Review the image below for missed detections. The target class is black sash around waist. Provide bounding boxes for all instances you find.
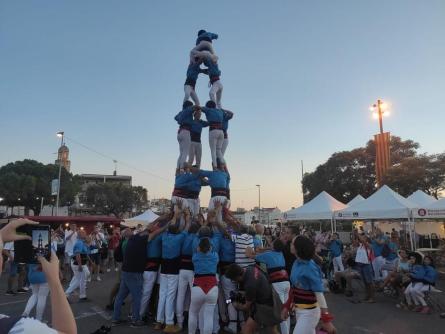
[211,188,228,197]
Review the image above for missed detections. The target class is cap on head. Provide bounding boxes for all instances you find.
[198,29,206,36]
[205,100,216,108]
[183,100,193,109]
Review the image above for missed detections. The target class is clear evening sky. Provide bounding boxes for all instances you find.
[1,1,444,211]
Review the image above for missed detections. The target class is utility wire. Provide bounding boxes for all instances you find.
[64,136,171,182]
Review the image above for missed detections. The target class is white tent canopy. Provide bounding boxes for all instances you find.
[285,191,347,221]
[347,195,365,206]
[407,190,437,207]
[336,185,417,220]
[414,197,445,219]
[122,209,160,228]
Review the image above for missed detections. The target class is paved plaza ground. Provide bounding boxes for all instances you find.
[1,271,444,334]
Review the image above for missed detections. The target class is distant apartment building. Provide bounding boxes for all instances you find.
[233,207,283,226]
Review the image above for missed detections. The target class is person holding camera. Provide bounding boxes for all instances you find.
[282,236,336,334]
[225,263,280,334]
[0,218,77,334]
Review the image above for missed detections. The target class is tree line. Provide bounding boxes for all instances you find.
[302,136,445,203]
[0,159,147,218]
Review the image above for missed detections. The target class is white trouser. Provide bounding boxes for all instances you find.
[209,196,227,223]
[332,255,344,273]
[293,307,321,334]
[184,85,200,106]
[177,129,191,169]
[65,262,89,298]
[272,281,291,334]
[189,286,218,334]
[157,273,179,325]
[405,282,430,306]
[208,129,225,168]
[187,198,200,218]
[372,256,385,281]
[176,269,194,326]
[23,283,49,321]
[188,141,202,167]
[209,80,223,109]
[220,274,238,333]
[221,137,228,156]
[139,271,158,317]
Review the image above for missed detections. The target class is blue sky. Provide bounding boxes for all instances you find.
[1,0,444,210]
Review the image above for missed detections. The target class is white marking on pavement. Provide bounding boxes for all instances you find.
[353,327,384,334]
[0,299,28,306]
[74,306,111,321]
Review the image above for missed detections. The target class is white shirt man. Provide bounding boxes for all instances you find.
[64,226,77,258]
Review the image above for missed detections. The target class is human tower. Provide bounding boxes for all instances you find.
[172,29,233,218]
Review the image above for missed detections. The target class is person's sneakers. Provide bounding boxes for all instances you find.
[414,305,423,312]
[111,319,127,327]
[419,306,431,314]
[22,286,30,292]
[106,269,111,273]
[79,297,89,302]
[163,324,180,333]
[105,304,114,311]
[96,276,102,282]
[153,322,164,330]
[16,288,27,294]
[5,290,16,296]
[131,320,146,328]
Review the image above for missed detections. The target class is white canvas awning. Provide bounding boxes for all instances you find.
[122,209,160,228]
[347,195,365,206]
[407,190,437,207]
[285,191,347,221]
[336,185,417,220]
[414,197,445,219]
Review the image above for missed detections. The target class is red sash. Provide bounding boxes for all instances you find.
[193,275,217,294]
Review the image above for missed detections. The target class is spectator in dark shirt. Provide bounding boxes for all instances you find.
[112,223,169,327]
[225,264,278,334]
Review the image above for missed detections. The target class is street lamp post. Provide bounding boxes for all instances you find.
[256,184,261,224]
[370,99,389,135]
[55,131,64,216]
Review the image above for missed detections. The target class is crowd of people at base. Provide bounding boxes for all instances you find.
[320,226,440,315]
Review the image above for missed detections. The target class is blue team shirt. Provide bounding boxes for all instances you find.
[196,32,218,45]
[192,233,222,255]
[161,232,186,259]
[328,240,343,258]
[219,237,235,263]
[255,250,285,270]
[186,63,206,81]
[182,232,198,256]
[147,235,162,258]
[290,259,324,292]
[174,173,196,188]
[201,107,223,123]
[222,111,233,131]
[203,56,221,78]
[191,120,209,134]
[385,241,398,261]
[423,265,437,284]
[198,170,229,189]
[174,106,194,126]
[27,264,46,284]
[184,174,203,193]
[192,250,219,275]
[73,239,89,255]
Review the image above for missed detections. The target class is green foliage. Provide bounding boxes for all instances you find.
[302,136,444,203]
[0,159,80,215]
[85,183,147,218]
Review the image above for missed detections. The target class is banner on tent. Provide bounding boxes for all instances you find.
[337,212,359,218]
[416,208,445,218]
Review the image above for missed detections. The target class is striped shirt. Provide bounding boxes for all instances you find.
[232,234,255,268]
